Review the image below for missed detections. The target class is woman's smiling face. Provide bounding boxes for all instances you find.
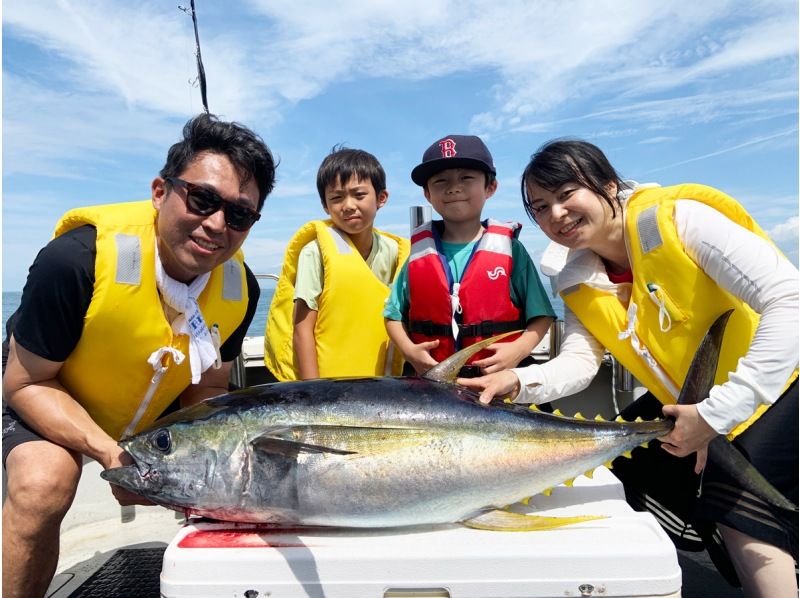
[527,181,618,251]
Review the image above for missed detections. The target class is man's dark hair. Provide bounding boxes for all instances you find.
[160,113,277,211]
[520,139,629,223]
[316,146,386,206]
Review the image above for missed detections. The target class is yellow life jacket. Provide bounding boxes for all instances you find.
[264,220,410,380]
[54,201,248,440]
[561,184,796,439]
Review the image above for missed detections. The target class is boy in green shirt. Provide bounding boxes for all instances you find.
[384,135,554,376]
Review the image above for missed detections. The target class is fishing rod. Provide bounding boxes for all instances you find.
[180,0,209,113]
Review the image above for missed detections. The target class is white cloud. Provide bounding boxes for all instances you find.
[5,0,796,146]
[3,0,798,287]
[769,217,799,266]
[770,216,800,242]
[644,127,798,174]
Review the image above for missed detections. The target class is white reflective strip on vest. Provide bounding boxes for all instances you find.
[115,234,141,285]
[618,301,680,398]
[222,259,242,301]
[329,227,353,254]
[637,206,662,254]
[409,237,438,262]
[478,232,513,256]
[411,222,433,237]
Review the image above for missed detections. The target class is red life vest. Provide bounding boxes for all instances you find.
[407,220,523,363]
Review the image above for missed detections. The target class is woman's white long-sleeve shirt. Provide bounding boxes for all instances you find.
[512,198,799,435]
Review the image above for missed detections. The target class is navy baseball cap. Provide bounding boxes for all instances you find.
[411,134,496,186]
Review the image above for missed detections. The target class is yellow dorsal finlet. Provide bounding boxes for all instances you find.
[594,414,605,421]
[574,412,585,420]
[553,409,563,416]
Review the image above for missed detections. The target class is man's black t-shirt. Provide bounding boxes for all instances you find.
[3,225,259,369]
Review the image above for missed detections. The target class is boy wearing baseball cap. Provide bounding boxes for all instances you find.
[384,134,555,376]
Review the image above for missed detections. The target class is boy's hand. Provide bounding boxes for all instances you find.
[406,339,440,375]
[457,370,521,404]
[471,340,530,374]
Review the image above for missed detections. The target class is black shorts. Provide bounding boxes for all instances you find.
[611,381,798,584]
[2,404,47,468]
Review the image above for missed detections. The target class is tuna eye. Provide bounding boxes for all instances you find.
[152,429,171,453]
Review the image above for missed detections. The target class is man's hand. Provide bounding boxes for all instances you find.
[457,370,521,404]
[100,446,155,506]
[660,403,718,474]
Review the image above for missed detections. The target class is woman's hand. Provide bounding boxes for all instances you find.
[457,370,521,404]
[660,403,718,474]
[471,340,530,374]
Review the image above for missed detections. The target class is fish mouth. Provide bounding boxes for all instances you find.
[100,460,158,488]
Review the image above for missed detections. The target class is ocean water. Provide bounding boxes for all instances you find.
[2,286,277,339]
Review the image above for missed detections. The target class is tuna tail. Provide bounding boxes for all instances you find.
[679,309,797,513]
[423,331,518,383]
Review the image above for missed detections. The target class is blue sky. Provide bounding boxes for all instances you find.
[3,0,798,291]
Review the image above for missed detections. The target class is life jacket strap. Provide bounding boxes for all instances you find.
[408,318,522,338]
[458,319,522,338]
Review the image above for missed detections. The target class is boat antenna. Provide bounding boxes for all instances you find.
[179,0,209,113]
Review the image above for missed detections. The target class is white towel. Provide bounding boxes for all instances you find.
[153,244,217,384]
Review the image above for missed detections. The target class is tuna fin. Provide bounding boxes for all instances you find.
[424,331,518,383]
[462,509,606,532]
[251,434,356,458]
[677,309,733,406]
[676,309,798,513]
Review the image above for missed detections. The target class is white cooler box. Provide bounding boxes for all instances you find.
[161,467,681,598]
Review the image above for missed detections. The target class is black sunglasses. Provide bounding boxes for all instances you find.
[165,177,261,232]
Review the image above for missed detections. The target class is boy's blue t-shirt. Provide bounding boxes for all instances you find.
[383,236,555,323]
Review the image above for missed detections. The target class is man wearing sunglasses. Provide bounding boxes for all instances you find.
[2,113,277,597]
